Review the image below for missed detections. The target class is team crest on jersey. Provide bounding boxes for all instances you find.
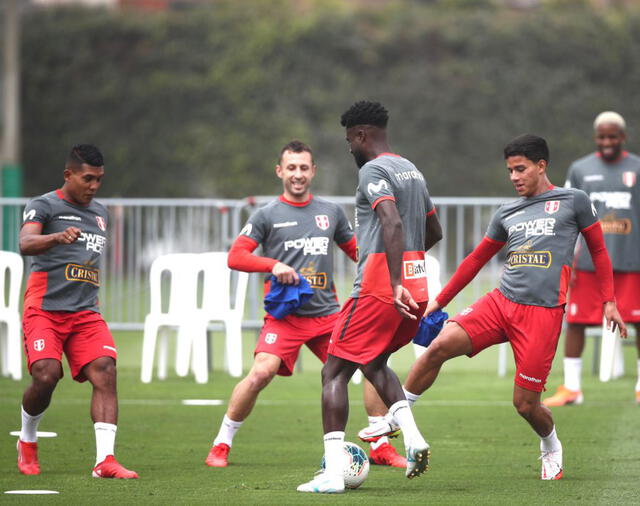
[315,215,330,230]
[544,201,560,214]
[622,171,637,188]
[95,216,107,231]
[34,339,45,352]
[265,333,277,344]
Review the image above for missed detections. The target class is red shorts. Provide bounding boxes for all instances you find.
[328,296,427,365]
[255,313,338,376]
[566,270,640,324]
[450,289,564,392]
[22,307,117,382]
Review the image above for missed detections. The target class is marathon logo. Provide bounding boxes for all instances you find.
[393,170,424,183]
[518,372,542,383]
[283,237,329,256]
[508,218,556,238]
[590,191,631,209]
[507,250,552,269]
[403,259,427,280]
[600,213,632,235]
[65,263,100,286]
[77,232,107,253]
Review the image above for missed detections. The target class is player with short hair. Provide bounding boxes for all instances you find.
[360,134,626,481]
[298,101,443,494]
[205,140,406,469]
[544,111,640,406]
[17,144,138,479]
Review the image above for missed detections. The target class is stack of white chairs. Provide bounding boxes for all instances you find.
[140,252,248,384]
[0,251,23,380]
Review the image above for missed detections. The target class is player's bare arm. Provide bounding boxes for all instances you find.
[19,222,82,256]
[424,212,442,252]
[375,199,418,319]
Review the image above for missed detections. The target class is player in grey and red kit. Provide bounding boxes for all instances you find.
[544,111,640,407]
[361,134,626,480]
[17,145,137,478]
[205,140,406,468]
[299,101,443,493]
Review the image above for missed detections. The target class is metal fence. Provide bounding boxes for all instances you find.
[1,196,511,330]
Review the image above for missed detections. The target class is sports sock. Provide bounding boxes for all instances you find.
[540,425,561,453]
[20,406,44,443]
[323,431,345,477]
[389,400,423,446]
[635,359,640,392]
[213,414,243,447]
[402,387,421,407]
[94,422,117,466]
[563,357,582,392]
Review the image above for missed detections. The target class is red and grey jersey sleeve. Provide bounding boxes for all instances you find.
[239,207,269,244]
[334,205,354,245]
[358,163,395,209]
[573,189,599,231]
[22,196,51,227]
[485,207,508,243]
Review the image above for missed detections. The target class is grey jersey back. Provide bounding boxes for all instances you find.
[22,190,108,312]
[351,154,434,302]
[486,186,598,307]
[565,151,640,272]
[241,196,353,317]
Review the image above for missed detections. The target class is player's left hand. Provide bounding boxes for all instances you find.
[392,285,419,320]
[604,301,628,338]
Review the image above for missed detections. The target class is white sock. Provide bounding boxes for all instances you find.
[403,387,421,407]
[563,357,582,392]
[213,414,243,447]
[389,400,423,446]
[635,359,640,392]
[540,426,561,453]
[323,431,345,477]
[20,406,44,443]
[94,422,117,466]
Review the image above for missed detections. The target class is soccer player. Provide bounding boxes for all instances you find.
[205,140,406,469]
[360,134,627,481]
[544,111,640,406]
[298,101,443,493]
[17,145,138,479]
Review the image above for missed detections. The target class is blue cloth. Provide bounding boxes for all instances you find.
[264,275,314,319]
[412,309,448,348]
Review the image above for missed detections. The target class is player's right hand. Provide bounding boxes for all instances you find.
[424,299,441,318]
[604,301,628,338]
[56,226,82,245]
[272,262,299,285]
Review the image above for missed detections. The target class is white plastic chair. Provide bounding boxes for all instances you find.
[352,254,442,384]
[140,252,248,384]
[0,251,23,380]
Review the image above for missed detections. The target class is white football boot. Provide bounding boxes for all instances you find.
[540,443,563,480]
[405,438,431,479]
[358,414,401,443]
[297,472,345,494]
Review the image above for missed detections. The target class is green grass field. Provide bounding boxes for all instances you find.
[1,329,639,505]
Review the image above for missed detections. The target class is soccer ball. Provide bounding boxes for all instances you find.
[321,441,369,489]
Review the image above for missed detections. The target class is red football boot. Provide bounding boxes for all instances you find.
[92,455,139,479]
[205,443,230,467]
[17,440,40,475]
[369,442,407,468]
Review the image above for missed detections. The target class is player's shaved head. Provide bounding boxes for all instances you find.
[504,134,549,164]
[279,140,313,165]
[66,144,104,170]
[340,101,388,129]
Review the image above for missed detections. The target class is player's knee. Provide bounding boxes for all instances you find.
[513,397,536,419]
[427,337,454,364]
[248,366,276,391]
[87,357,117,386]
[31,361,62,389]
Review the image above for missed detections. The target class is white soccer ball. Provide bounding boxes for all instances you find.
[321,441,370,489]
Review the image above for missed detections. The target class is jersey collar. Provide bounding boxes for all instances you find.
[279,193,313,207]
[376,152,402,158]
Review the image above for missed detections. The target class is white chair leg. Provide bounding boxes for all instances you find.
[0,323,8,377]
[190,323,209,384]
[157,329,169,380]
[141,319,160,383]
[612,334,625,379]
[7,315,22,380]
[352,369,363,384]
[175,325,192,377]
[497,342,508,377]
[224,320,243,378]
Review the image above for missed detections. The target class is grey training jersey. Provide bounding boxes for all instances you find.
[486,186,599,307]
[241,196,353,317]
[22,190,108,312]
[565,151,640,272]
[351,154,435,303]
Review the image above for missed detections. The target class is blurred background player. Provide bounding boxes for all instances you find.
[17,145,138,479]
[361,134,627,481]
[298,101,442,493]
[545,111,640,406]
[205,140,406,469]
